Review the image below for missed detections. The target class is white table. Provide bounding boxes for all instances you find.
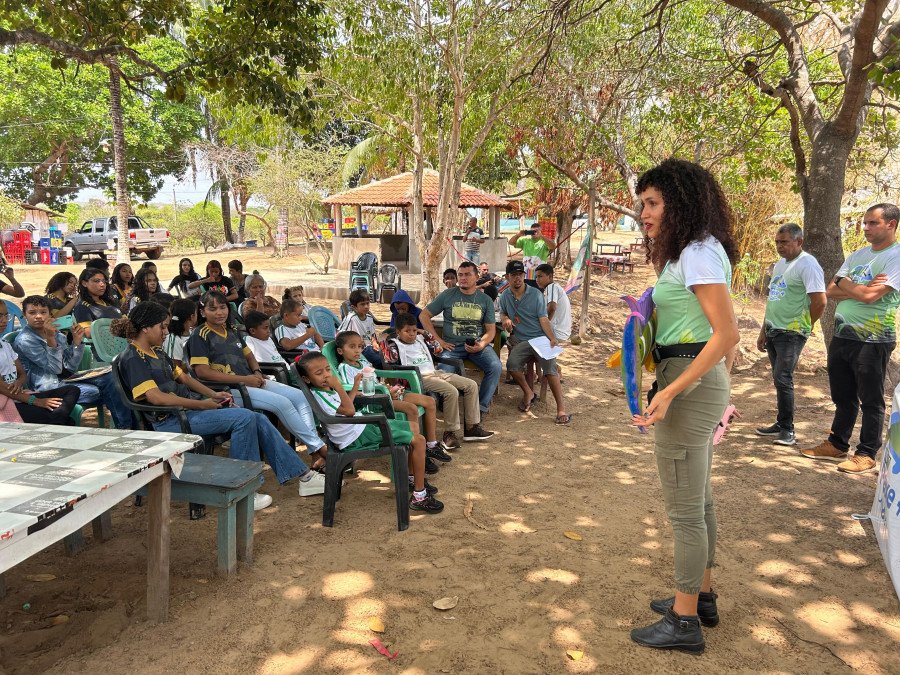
[0,423,202,622]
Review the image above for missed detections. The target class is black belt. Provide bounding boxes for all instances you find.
[652,342,707,363]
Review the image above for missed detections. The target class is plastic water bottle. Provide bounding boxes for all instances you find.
[361,366,377,395]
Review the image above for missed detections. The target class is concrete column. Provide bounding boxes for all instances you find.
[332,204,342,238]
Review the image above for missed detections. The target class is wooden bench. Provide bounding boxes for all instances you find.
[137,454,264,576]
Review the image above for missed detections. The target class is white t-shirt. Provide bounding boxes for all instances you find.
[311,387,365,449]
[162,333,188,362]
[393,336,435,374]
[245,335,287,365]
[543,282,572,341]
[275,322,319,351]
[0,341,18,384]
[338,313,377,341]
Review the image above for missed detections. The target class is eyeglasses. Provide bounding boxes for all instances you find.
[88,278,107,284]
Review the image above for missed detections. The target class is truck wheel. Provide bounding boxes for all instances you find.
[66,244,82,262]
[145,247,162,260]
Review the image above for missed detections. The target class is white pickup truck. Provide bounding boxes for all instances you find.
[65,216,169,261]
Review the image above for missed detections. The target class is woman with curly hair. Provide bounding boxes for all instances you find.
[629,159,739,654]
[110,263,134,311]
[128,267,163,310]
[44,271,78,318]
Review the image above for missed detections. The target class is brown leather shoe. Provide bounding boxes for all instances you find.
[800,440,847,461]
[837,455,876,473]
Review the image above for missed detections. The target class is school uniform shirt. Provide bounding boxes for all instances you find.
[543,282,572,341]
[310,387,365,449]
[72,298,122,327]
[188,324,253,376]
[245,335,288,365]
[162,333,189,363]
[834,243,900,342]
[45,294,71,316]
[338,312,377,341]
[388,336,436,375]
[652,236,731,346]
[119,343,202,421]
[275,322,320,351]
[0,341,19,385]
[763,251,826,337]
[336,356,371,389]
[200,276,235,298]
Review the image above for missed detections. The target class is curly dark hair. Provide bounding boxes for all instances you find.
[132,267,160,303]
[44,271,77,295]
[636,158,738,268]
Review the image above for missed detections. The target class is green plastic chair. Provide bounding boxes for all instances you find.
[89,318,129,364]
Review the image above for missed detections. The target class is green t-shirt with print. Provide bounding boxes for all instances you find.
[763,252,826,337]
[514,236,551,261]
[834,243,900,343]
[652,237,732,346]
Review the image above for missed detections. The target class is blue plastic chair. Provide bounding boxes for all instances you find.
[307,306,341,342]
[1,300,24,335]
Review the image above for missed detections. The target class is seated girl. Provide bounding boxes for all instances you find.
[335,330,452,466]
[112,302,326,506]
[111,263,134,311]
[72,268,122,337]
[162,298,198,369]
[388,289,423,328]
[275,298,323,352]
[129,267,163,310]
[187,291,327,469]
[44,271,78,318]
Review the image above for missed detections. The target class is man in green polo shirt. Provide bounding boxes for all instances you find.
[509,222,556,263]
[801,203,900,474]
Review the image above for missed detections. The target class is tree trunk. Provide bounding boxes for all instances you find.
[579,186,596,339]
[275,206,288,256]
[556,209,573,266]
[220,175,234,243]
[801,127,855,346]
[107,62,131,263]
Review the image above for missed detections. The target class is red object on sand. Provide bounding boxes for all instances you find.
[370,639,399,660]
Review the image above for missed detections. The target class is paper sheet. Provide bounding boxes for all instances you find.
[528,336,564,360]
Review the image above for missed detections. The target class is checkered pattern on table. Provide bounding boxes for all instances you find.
[0,423,202,545]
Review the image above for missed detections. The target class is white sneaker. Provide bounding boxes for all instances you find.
[253,493,273,511]
[298,472,326,496]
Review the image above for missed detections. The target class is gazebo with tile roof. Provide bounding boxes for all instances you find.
[323,169,511,274]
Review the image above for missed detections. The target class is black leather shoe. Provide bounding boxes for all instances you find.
[649,590,719,627]
[631,608,704,653]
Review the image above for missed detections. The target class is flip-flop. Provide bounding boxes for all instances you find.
[555,414,573,425]
[518,394,538,412]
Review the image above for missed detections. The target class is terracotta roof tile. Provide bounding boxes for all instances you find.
[323,169,510,208]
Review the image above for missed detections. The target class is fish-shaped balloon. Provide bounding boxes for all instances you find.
[618,288,656,432]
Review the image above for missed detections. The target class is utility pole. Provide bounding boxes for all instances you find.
[172,188,178,230]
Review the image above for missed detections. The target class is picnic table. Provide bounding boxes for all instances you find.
[0,422,202,622]
[590,243,635,274]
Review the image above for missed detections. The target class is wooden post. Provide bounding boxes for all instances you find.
[146,470,172,623]
[92,511,113,542]
[332,204,342,238]
[355,205,363,237]
[579,186,596,339]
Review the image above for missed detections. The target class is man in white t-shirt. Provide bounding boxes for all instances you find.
[755,224,826,447]
[534,263,572,341]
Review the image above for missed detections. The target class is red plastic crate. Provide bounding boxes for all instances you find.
[14,230,31,245]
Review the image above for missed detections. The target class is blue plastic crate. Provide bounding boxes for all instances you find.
[39,238,50,248]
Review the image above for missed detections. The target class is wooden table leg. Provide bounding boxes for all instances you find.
[92,511,113,542]
[235,495,254,565]
[146,469,171,623]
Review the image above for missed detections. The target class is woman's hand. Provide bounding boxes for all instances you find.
[633,389,673,427]
[199,398,220,410]
[35,396,63,410]
[211,391,233,406]
[243,374,266,388]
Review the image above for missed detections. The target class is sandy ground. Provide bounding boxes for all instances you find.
[2,243,900,674]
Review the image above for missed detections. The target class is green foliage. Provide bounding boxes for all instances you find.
[172,203,224,252]
[0,190,21,228]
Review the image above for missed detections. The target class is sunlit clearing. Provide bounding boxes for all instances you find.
[259,646,323,674]
[322,649,378,670]
[355,469,391,484]
[282,585,308,603]
[321,571,374,600]
[796,601,859,644]
[499,520,536,534]
[552,625,583,645]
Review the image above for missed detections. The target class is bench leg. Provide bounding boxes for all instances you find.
[235,495,254,565]
[217,505,237,576]
[64,528,86,556]
[92,511,113,542]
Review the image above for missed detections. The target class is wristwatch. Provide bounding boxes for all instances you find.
[834,276,845,287]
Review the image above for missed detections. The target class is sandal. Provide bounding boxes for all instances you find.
[518,394,538,413]
[555,414,573,425]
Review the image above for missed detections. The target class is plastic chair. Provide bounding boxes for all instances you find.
[321,340,423,395]
[89,318,129,364]
[291,368,409,530]
[1,300,24,336]
[376,264,401,304]
[349,252,378,293]
[307,306,341,342]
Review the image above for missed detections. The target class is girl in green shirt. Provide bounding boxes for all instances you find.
[629,159,740,654]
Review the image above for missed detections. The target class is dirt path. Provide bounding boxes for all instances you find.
[1,266,899,673]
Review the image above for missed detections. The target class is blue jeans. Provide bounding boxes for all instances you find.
[75,373,135,429]
[465,250,480,264]
[439,343,501,413]
[154,407,308,484]
[764,330,807,431]
[230,380,323,451]
[363,346,384,368]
